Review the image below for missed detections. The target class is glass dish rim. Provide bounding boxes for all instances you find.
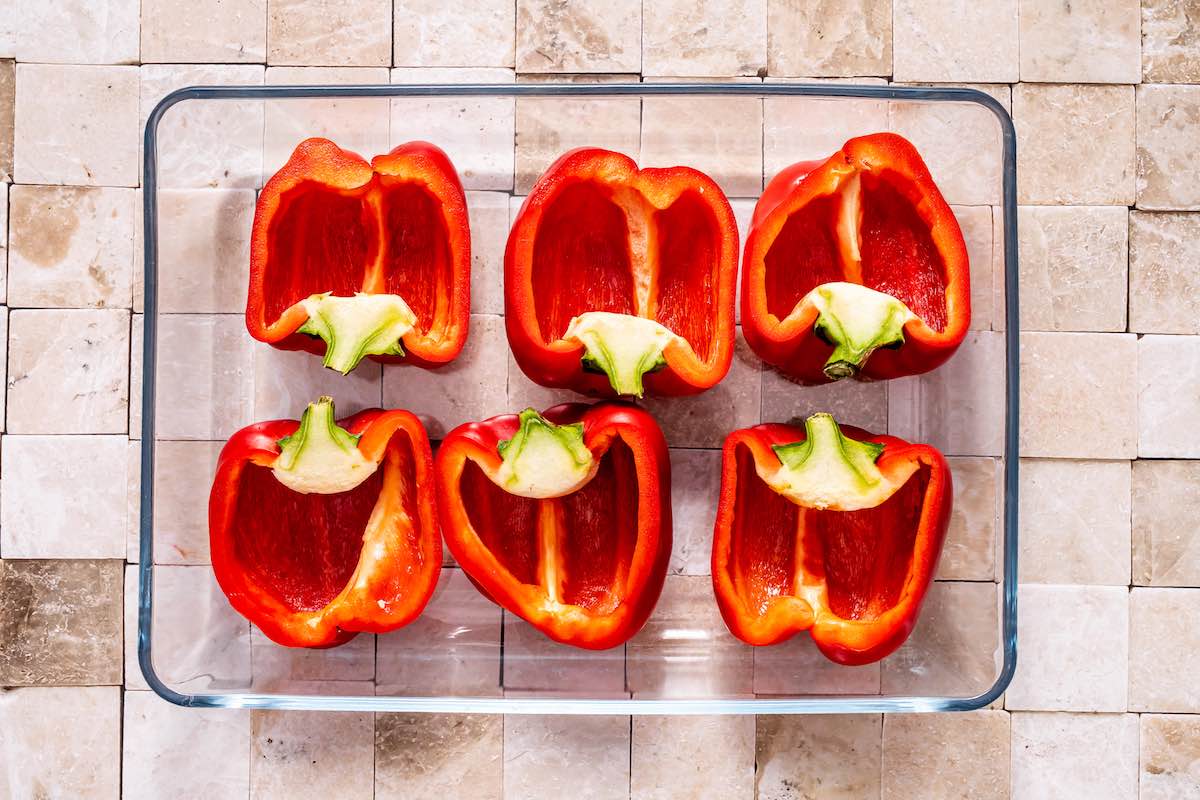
[138,81,1019,714]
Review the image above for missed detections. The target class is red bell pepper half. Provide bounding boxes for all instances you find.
[435,403,671,649]
[506,148,738,398]
[742,133,970,384]
[247,137,470,375]
[711,413,951,665]
[209,397,441,648]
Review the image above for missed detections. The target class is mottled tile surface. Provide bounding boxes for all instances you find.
[668,448,721,575]
[141,0,267,62]
[954,204,996,331]
[1129,211,1200,334]
[754,635,881,695]
[516,0,641,73]
[514,95,640,193]
[632,716,754,799]
[938,456,999,581]
[0,559,123,686]
[1137,85,1200,210]
[1130,588,1200,712]
[466,191,510,314]
[154,314,254,440]
[0,60,14,181]
[1140,714,1200,799]
[0,1,138,64]
[763,94,888,179]
[376,714,502,800]
[1138,335,1200,458]
[393,0,515,67]
[154,189,254,312]
[768,0,890,77]
[253,347,382,421]
[761,368,888,433]
[893,0,1018,82]
[504,715,630,800]
[642,0,767,76]
[1019,0,1141,83]
[268,0,391,66]
[640,95,763,197]
[1011,713,1139,800]
[882,711,1010,799]
[1017,205,1128,332]
[1019,459,1132,585]
[756,715,882,799]
[1133,460,1200,586]
[1142,0,1200,83]
[1006,585,1129,711]
[250,711,374,799]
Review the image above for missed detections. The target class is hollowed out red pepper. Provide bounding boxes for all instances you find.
[505,148,738,398]
[711,413,951,665]
[742,133,970,384]
[435,403,671,649]
[247,137,470,375]
[209,398,441,648]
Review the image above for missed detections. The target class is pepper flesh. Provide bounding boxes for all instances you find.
[505,148,739,397]
[435,403,672,650]
[247,137,471,373]
[742,133,970,384]
[209,398,441,648]
[711,415,951,665]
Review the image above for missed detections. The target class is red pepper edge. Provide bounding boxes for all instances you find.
[246,136,472,368]
[435,402,673,650]
[505,147,739,397]
[741,132,971,383]
[711,422,952,666]
[209,408,442,648]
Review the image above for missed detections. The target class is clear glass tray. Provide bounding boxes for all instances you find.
[137,82,1018,714]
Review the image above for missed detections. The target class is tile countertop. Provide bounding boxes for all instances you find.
[1,0,1199,798]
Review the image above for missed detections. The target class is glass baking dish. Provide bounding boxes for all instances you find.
[137,82,1018,714]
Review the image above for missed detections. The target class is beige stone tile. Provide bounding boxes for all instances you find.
[754,635,881,695]
[1130,587,1200,712]
[886,330,1005,457]
[1142,0,1200,83]
[376,714,502,800]
[0,686,121,799]
[141,0,267,63]
[893,0,1018,82]
[668,449,721,575]
[1018,205,1128,332]
[7,185,135,308]
[1011,712,1139,799]
[7,308,129,434]
[1137,85,1200,210]
[756,715,882,799]
[125,565,252,692]
[122,691,251,800]
[140,64,266,189]
[381,314,507,438]
[0,559,123,686]
[1140,714,1200,799]
[0,60,11,181]
[390,68,515,192]
[252,346,383,421]
[992,203,1009,331]
[376,569,502,697]
[504,715,630,800]
[882,711,1009,799]
[14,64,139,187]
[889,88,1008,206]
[268,0,390,66]
[1019,332,1138,459]
[250,627,374,692]
[767,0,890,77]
[761,371,888,432]
[642,0,767,77]
[1134,460,1200,587]
[1013,83,1136,205]
[881,581,999,698]
[1019,0,1140,83]
[514,95,640,193]
[1138,335,1200,458]
[126,440,142,562]
[1130,212,1200,334]
[394,0,515,67]
[466,191,509,314]
[0,184,7,302]
[263,66,391,178]
[640,96,762,198]
[762,95,889,183]
[1019,459,1132,585]
[0,1,138,64]
[154,314,254,440]
[153,189,254,313]
[1006,585,1128,711]
[953,205,995,331]
[937,456,1000,581]
[642,332,761,449]
[1,435,127,559]
[129,312,144,438]
[250,711,374,799]
[517,72,643,83]
[627,575,753,698]
[516,0,641,73]
[632,716,754,799]
[505,341,585,411]
[502,614,627,695]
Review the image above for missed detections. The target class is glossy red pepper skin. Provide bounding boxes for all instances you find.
[742,133,970,384]
[711,422,951,666]
[435,403,672,650]
[505,148,739,397]
[209,408,441,648]
[247,137,471,368]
